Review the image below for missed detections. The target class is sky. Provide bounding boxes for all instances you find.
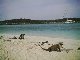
[0,0,80,20]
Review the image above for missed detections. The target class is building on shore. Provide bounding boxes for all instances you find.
[65,18,75,23]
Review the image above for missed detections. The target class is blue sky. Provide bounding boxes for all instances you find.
[0,0,80,20]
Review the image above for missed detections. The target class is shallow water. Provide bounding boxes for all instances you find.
[0,23,80,40]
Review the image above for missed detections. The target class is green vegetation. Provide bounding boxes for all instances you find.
[0,18,80,25]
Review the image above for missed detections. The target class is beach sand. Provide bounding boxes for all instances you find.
[0,35,80,60]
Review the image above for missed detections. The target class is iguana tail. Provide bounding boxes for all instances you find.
[38,44,49,51]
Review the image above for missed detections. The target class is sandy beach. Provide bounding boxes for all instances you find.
[0,35,80,60]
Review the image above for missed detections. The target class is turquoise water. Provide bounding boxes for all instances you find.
[0,23,80,40]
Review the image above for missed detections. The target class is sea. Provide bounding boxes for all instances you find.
[0,23,80,40]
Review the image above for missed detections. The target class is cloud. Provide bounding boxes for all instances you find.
[0,0,80,20]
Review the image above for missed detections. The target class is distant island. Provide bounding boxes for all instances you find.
[0,18,80,25]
